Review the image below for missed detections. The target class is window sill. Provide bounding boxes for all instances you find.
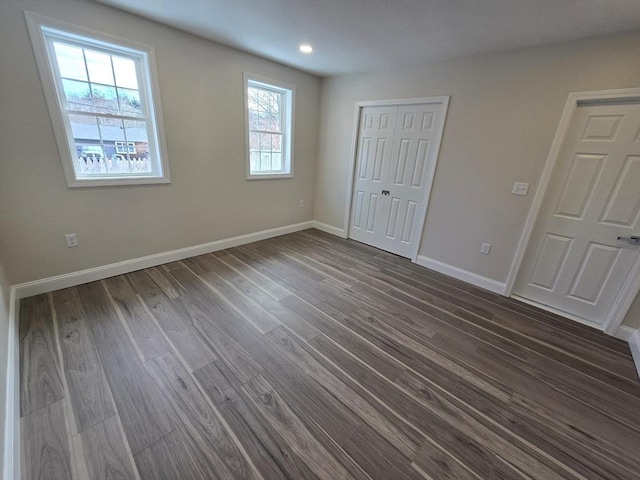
[246,173,293,180]
[67,176,171,188]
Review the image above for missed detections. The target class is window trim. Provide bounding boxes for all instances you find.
[243,73,295,180]
[25,11,171,187]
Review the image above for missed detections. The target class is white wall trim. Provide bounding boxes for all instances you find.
[415,255,506,295]
[504,88,640,336]
[341,96,450,263]
[614,325,637,342]
[3,287,19,480]
[311,221,347,238]
[13,221,312,299]
[629,329,640,380]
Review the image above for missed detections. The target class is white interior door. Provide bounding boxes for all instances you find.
[349,102,444,258]
[513,101,640,325]
[349,105,397,251]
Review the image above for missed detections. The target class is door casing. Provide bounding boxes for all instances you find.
[505,88,640,336]
[343,96,450,263]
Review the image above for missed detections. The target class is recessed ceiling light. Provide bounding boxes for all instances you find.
[299,44,313,54]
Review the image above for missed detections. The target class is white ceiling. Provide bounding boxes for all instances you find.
[95,0,640,76]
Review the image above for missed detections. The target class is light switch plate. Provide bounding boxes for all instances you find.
[512,182,529,195]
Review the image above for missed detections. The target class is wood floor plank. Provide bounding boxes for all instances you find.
[288,244,640,423]
[20,399,73,480]
[19,295,64,417]
[73,414,137,480]
[199,269,282,334]
[218,251,293,300]
[308,333,575,480]
[453,380,639,480]
[52,288,115,434]
[242,373,364,480]
[134,429,219,480]
[199,253,320,341]
[194,360,321,480]
[103,275,171,361]
[341,423,426,480]
[266,326,423,458]
[411,439,482,480]
[489,457,534,480]
[144,351,261,480]
[127,270,218,372]
[76,281,174,455]
[300,229,632,356]
[143,266,186,298]
[171,269,367,446]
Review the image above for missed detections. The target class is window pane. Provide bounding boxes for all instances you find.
[85,49,114,85]
[117,88,142,116]
[70,114,100,144]
[91,84,118,114]
[271,152,282,171]
[248,109,260,130]
[112,56,138,89]
[53,43,87,81]
[124,119,148,144]
[98,116,125,143]
[62,79,91,109]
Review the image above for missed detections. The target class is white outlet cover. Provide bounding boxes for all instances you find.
[65,233,79,247]
[512,182,529,195]
[481,242,491,254]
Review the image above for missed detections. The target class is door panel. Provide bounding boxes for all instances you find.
[514,102,640,324]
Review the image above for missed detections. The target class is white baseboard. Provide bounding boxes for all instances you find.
[3,287,19,480]
[613,325,636,341]
[629,329,640,380]
[13,221,313,299]
[415,255,506,295]
[311,221,347,238]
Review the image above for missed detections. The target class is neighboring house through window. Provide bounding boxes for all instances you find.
[25,12,170,187]
[244,74,294,179]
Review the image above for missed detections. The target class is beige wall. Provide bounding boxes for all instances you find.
[623,292,640,330]
[315,30,640,285]
[0,0,320,285]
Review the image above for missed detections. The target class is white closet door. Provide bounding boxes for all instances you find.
[349,103,443,258]
[380,104,442,257]
[514,101,640,324]
[349,106,397,249]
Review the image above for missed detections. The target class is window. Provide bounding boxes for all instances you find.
[25,12,170,187]
[244,74,294,179]
[115,141,136,154]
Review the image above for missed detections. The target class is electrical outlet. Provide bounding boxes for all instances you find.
[65,233,79,248]
[512,182,529,195]
[480,242,491,255]
[299,200,304,208]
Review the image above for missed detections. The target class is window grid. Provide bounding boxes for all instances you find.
[49,39,151,175]
[26,12,170,186]
[246,79,291,177]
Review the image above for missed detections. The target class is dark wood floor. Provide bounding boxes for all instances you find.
[19,229,640,480]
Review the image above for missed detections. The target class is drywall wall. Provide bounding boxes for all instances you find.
[0,0,320,285]
[315,30,640,285]
[623,292,640,330]
[0,262,11,478]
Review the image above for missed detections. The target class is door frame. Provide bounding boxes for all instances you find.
[505,88,640,336]
[343,96,450,262]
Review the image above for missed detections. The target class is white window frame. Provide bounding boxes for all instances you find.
[25,12,171,187]
[244,73,294,180]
